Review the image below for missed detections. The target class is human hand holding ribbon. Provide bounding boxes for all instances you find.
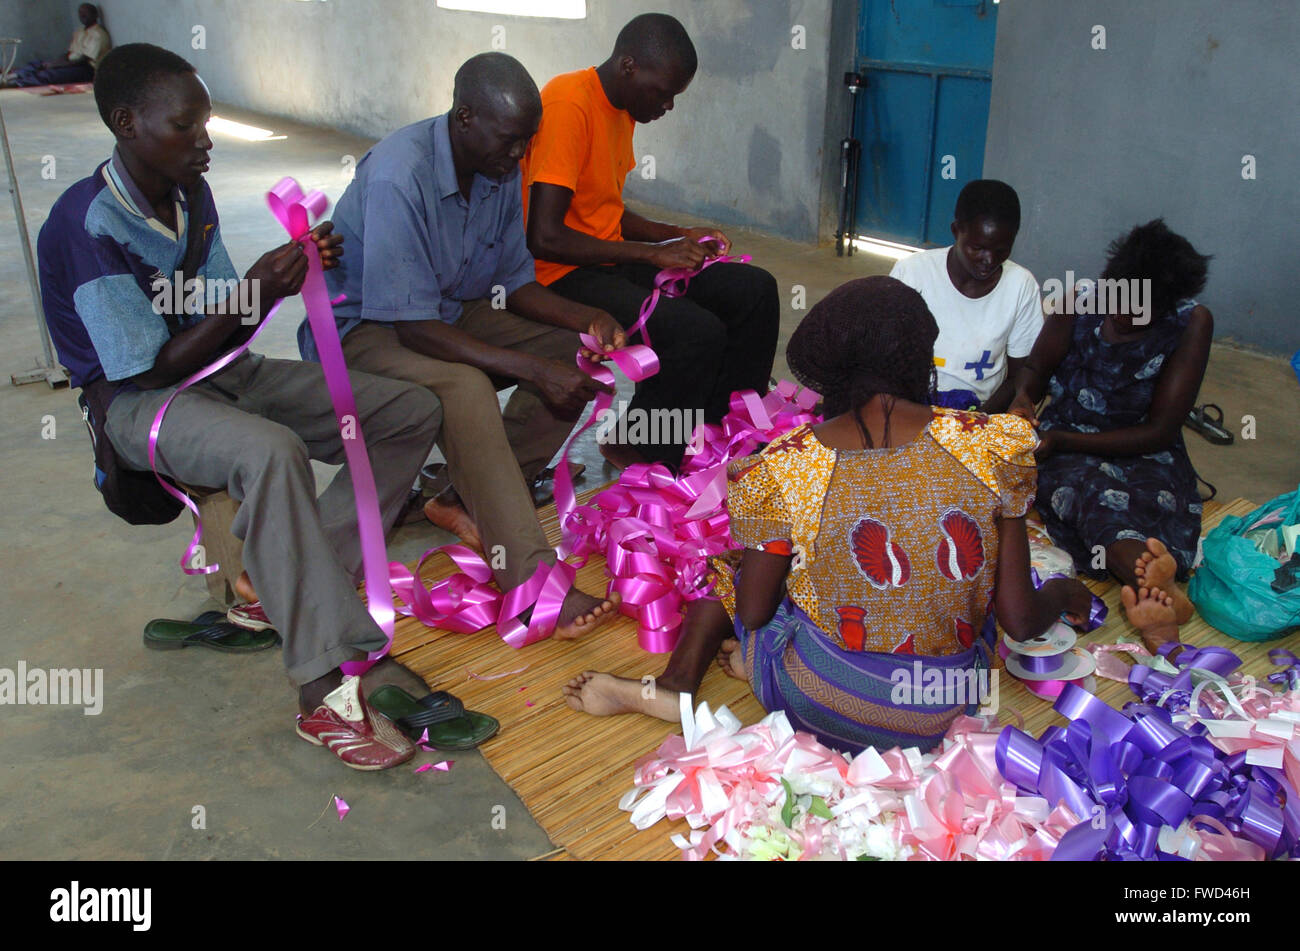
[551,233,754,557]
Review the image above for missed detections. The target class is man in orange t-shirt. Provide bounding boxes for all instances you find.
[522,13,779,470]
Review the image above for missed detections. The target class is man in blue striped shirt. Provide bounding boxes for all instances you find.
[38,44,441,770]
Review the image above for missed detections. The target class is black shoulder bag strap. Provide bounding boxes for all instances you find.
[161,180,210,336]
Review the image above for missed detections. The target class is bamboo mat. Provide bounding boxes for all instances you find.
[388,495,1300,861]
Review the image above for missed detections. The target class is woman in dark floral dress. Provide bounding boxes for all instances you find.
[1010,219,1214,641]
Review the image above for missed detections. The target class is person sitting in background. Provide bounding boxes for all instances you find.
[890,180,1041,414]
[6,4,110,88]
[38,44,442,771]
[1008,219,1214,654]
[522,12,780,471]
[564,277,1094,755]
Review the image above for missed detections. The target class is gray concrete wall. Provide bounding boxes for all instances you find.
[0,0,74,66]
[984,0,1298,354]
[84,0,846,243]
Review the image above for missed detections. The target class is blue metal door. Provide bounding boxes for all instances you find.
[853,0,998,246]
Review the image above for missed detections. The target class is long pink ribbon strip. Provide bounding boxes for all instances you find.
[266,179,395,674]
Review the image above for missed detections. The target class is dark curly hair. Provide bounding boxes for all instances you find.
[786,276,938,448]
[1101,218,1211,321]
[94,43,195,130]
[954,179,1021,232]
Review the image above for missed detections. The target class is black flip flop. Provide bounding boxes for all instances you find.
[143,610,281,653]
[366,685,500,750]
[530,461,586,508]
[1184,403,1234,445]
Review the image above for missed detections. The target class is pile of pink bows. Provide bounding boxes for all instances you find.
[560,382,820,652]
[621,696,1083,861]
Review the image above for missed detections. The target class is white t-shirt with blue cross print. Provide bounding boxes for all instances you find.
[890,247,1043,403]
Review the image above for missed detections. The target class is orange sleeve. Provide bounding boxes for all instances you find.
[524,98,590,194]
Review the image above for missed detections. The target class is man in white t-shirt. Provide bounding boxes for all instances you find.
[890,180,1041,413]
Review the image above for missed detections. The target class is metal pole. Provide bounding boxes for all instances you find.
[918,73,940,245]
[835,71,864,257]
[1,37,67,388]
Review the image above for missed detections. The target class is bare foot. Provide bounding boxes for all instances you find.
[553,588,622,640]
[1133,537,1193,624]
[716,637,747,681]
[423,495,483,553]
[599,440,649,472]
[235,570,257,604]
[1121,584,1181,654]
[561,670,679,720]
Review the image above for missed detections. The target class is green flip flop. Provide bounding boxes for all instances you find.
[366,684,500,750]
[143,610,281,653]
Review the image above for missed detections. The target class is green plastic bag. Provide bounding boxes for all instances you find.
[1188,487,1300,641]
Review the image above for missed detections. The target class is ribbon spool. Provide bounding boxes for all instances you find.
[1002,624,1097,700]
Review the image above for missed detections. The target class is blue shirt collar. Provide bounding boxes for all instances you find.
[432,113,463,201]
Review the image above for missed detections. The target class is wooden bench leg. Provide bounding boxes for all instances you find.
[189,491,245,607]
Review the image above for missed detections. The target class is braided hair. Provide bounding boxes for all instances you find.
[786,276,938,448]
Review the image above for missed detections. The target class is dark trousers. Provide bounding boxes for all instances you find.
[550,260,780,466]
[8,60,94,87]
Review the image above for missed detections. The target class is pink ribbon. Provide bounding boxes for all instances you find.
[385,540,576,649]
[266,179,396,674]
[146,300,284,578]
[552,340,659,562]
[555,381,818,652]
[548,240,821,653]
[387,544,502,634]
[628,244,750,342]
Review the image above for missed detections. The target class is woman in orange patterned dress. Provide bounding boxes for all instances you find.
[564,277,1095,754]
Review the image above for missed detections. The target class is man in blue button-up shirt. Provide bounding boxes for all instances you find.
[303,53,625,638]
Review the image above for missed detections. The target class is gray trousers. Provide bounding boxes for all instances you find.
[341,301,582,589]
[105,353,441,685]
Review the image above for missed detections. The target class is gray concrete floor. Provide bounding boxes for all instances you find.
[1,90,1296,859]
